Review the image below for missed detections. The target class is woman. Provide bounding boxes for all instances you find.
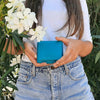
[14,0,94,100]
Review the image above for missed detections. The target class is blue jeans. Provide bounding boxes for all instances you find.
[15,57,95,100]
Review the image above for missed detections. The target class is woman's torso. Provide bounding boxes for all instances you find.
[22,0,92,62]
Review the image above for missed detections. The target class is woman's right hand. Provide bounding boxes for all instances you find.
[24,42,49,67]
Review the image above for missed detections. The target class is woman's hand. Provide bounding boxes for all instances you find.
[24,42,49,67]
[53,37,93,68]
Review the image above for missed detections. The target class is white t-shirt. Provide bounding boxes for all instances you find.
[22,0,92,62]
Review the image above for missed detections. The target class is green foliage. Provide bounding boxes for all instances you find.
[0,0,27,99]
[82,0,100,100]
[82,47,100,100]
[0,54,19,99]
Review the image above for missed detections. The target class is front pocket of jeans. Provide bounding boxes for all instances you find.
[17,65,32,84]
[69,63,86,81]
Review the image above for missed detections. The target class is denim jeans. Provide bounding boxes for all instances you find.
[15,57,95,100]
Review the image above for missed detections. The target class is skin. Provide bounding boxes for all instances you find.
[24,42,50,67]
[4,37,93,67]
[53,37,93,68]
[22,37,93,68]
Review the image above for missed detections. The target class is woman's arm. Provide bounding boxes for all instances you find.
[53,0,93,68]
[77,40,93,57]
[53,37,93,68]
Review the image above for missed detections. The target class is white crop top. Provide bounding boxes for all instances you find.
[22,0,92,62]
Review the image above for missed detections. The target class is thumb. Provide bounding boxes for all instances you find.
[55,37,69,45]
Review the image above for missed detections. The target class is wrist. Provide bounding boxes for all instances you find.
[78,40,93,57]
[78,40,83,55]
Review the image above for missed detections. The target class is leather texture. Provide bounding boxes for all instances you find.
[37,41,63,64]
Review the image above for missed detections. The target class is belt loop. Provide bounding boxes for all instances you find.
[32,64,36,77]
[47,66,51,75]
[64,64,69,75]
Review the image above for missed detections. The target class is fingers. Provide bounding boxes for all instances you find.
[25,51,37,65]
[55,37,69,46]
[25,46,37,59]
[53,46,77,68]
[53,54,77,68]
[24,42,50,67]
[25,49,37,59]
[25,51,49,67]
[53,56,67,68]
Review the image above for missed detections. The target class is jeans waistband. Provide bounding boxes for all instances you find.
[21,56,81,76]
[35,56,81,72]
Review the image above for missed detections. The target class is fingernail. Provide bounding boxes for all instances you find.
[34,54,37,58]
[56,62,59,65]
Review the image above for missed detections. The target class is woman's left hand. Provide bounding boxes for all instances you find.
[53,37,84,68]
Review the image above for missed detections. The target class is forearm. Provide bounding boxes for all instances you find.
[79,40,93,57]
[3,39,23,55]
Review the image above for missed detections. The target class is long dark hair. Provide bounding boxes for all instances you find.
[25,0,84,39]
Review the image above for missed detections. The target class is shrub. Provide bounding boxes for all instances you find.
[82,0,100,100]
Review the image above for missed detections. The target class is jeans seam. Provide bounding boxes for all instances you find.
[17,75,33,85]
[68,72,86,81]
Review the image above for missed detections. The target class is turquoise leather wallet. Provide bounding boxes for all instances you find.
[37,41,63,64]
